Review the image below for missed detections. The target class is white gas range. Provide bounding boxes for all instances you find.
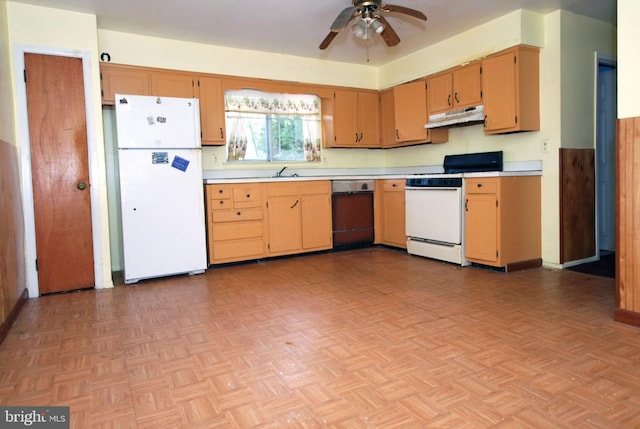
[405,151,504,265]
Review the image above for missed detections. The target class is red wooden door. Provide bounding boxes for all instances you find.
[25,53,95,294]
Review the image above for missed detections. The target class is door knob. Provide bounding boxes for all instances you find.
[77,181,87,191]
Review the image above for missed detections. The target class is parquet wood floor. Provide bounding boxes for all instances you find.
[1,247,639,428]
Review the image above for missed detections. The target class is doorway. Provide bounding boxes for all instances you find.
[15,45,108,297]
[596,57,617,256]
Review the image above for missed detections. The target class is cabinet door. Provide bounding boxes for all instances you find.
[101,65,150,104]
[382,182,406,248]
[199,76,226,145]
[380,90,397,148]
[150,72,196,98]
[482,51,517,132]
[358,91,380,147]
[453,62,482,108]
[267,195,302,253]
[465,193,498,262]
[393,80,428,142]
[333,90,359,146]
[301,193,332,250]
[426,73,452,115]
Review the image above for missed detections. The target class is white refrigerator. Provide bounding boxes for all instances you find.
[115,94,207,284]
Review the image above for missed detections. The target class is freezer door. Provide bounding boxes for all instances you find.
[115,94,201,149]
[119,148,207,283]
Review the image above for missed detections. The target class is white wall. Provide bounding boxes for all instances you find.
[0,0,13,144]
[5,2,616,273]
[618,0,640,118]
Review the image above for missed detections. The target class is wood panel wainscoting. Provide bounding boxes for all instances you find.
[559,148,595,263]
[616,117,640,326]
[0,139,28,345]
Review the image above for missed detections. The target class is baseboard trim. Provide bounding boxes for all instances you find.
[0,288,29,345]
[506,258,543,273]
[615,308,640,328]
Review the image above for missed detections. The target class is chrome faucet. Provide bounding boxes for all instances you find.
[276,165,288,177]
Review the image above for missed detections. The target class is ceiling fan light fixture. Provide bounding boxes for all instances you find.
[370,18,384,34]
[351,19,369,39]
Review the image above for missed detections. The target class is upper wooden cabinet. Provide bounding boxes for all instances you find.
[198,76,226,145]
[101,64,227,146]
[330,90,380,148]
[426,62,482,115]
[150,71,197,98]
[379,89,396,148]
[384,80,448,147]
[100,64,150,104]
[482,46,540,134]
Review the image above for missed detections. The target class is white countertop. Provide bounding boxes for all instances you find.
[202,161,542,184]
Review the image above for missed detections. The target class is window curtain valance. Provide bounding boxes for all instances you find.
[224,89,320,116]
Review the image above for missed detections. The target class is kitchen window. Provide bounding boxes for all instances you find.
[224,89,322,162]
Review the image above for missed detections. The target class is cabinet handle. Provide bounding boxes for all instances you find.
[219,200,224,205]
[359,133,363,142]
[290,200,299,209]
[246,194,251,198]
[477,183,482,188]
[465,199,469,212]
[220,128,224,139]
[448,94,451,106]
[392,183,397,187]
[454,92,459,103]
[395,130,399,140]
[218,189,223,193]
[237,211,241,216]
[355,133,359,142]
[484,115,487,128]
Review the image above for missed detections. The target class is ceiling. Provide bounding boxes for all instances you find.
[11,0,617,66]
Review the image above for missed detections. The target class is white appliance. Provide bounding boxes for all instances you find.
[405,176,469,266]
[404,152,503,266]
[115,94,207,284]
[425,105,484,129]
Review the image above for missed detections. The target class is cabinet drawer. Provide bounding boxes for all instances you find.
[210,199,232,210]
[212,207,263,222]
[382,179,405,191]
[212,221,263,241]
[466,179,498,194]
[233,186,262,208]
[207,185,232,200]
[212,238,265,261]
[267,182,298,196]
[299,181,330,195]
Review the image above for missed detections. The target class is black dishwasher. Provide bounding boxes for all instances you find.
[331,180,375,248]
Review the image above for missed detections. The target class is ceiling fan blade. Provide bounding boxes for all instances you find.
[319,31,339,50]
[377,15,401,47]
[330,6,358,30]
[382,4,427,21]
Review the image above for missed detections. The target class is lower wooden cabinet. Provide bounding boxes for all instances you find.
[266,181,332,256]
[465,176,541,271]
[205,183,266,264]
[375,179,406,248]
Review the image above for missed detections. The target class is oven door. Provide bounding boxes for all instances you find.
[405,187,462,244]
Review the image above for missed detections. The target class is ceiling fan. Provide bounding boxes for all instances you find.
[319,0,427,50]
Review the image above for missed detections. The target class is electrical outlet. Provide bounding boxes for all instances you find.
[541,139,550,153]
[212,154,218,164]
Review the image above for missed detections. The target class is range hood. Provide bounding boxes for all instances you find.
[425,105,484,129]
